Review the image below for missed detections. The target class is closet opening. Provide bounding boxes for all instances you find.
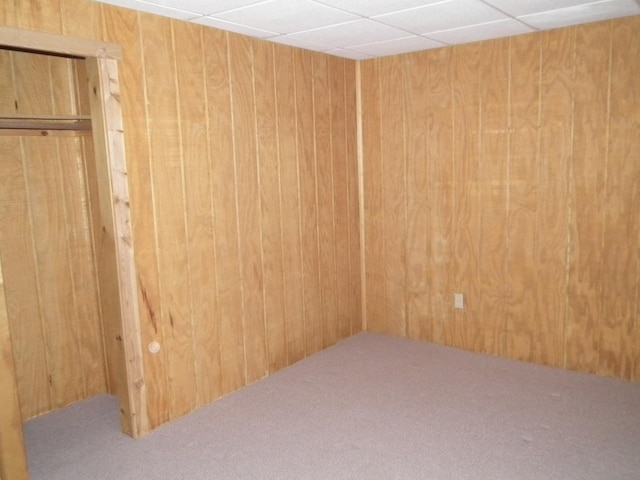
[0,27,145,480]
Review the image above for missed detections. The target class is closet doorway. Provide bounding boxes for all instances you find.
[0,27,145,480]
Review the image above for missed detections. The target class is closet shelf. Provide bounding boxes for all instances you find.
[0,115,92,131]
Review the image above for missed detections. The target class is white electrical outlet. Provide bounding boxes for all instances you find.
[454,293,464,309]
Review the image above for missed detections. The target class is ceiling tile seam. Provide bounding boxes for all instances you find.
[476,0,542,32]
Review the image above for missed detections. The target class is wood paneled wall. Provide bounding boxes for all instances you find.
[360,16,640,381]
[1,0,361,431]
[0,50,111,420]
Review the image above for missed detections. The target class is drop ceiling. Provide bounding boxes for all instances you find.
[95,0,640,59]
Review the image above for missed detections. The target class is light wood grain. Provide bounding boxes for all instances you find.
[426,47,454,346]
[360,17,640,381]
[295,49,323,356]
[141,13,197,421]
[102,4,170,432]
[566,22,610,375]
[361,60,385,334]
[506,34,541,363]
[380,56,407,338]
[173,21,222,406]
[254,40,287,374]
[274,45,306,365]
[205,29,246,396]
[601,19,640,379]
[0,258,29,480]
[404,53,431,342]
[229,33,268,385]
[313,53,339,349]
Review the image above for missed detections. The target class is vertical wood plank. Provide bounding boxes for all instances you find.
[0,137,51,420]
[601,18,640,380]
[12,50,53,116]
[57,135,107,399]
[361,60,385,334]
[379,55,407,337]
[295,48,323,356]
[141,13,196,419]
[23,136,85,409]
[452,43,482,351]
[173,20,222,406]
[0,51,15,114]
[274,45,305,364]
[427,48,454,346]
[536,28,574,369]
[253,40,287,374]
[345,61,362,335]
[103,5,167,432]
[329,56,351,340]
[228,33,268,385]
[566,22,610,375]
[0,257,29,480]
[506,34,541,363]
[404,53,430,342]
[313,53,339,348]
[204,29,245,395]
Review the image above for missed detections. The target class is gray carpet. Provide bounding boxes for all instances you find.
[25,333,640,480]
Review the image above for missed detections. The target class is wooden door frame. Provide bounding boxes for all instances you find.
[0,26,146,451]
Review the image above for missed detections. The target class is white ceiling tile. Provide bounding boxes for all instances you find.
[135,0,267,15]
[325,48,375,60]
[269,35,333,51]
[98,0,199,19]
[192,16,278,38]
[93,0,640,58]
[428,18,534,45]
[313,0,445,17]
[350,35,446,57]
[212,0,359,34]
[285,20,409,49]
[518,0,640,29]
[374,0,509,34]
[482,0,596,17]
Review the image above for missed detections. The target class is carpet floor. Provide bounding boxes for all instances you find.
[25,332,640,479]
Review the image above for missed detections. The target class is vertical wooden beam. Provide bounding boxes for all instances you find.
[0,258,29,480]
[86,56,146,438]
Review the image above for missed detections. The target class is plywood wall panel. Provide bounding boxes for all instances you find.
[173,21,222,407]
[361,16,640,381]
[404,53,431,343]
[344,62,361,336]
[204,29,246,397]
[329,56,351,341]
[295,49,323,356]
[22,137,86,408]
[102,5,171,430]
[253,40,287,374]
[0,137,51,420]
[566,23,610,375]
[506,34,541,363]
[3,0,360,433]
[601,21,640,379]
[452,43,482,351]
[361,60,385,334]
[229,33,268,385]
[380,56,407,338]
[535,28,574,369]
[274,45,306,365]
[426,48,454,346]
[57,136,107,399]
[140,13,197,420]
[313,54,339,349]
